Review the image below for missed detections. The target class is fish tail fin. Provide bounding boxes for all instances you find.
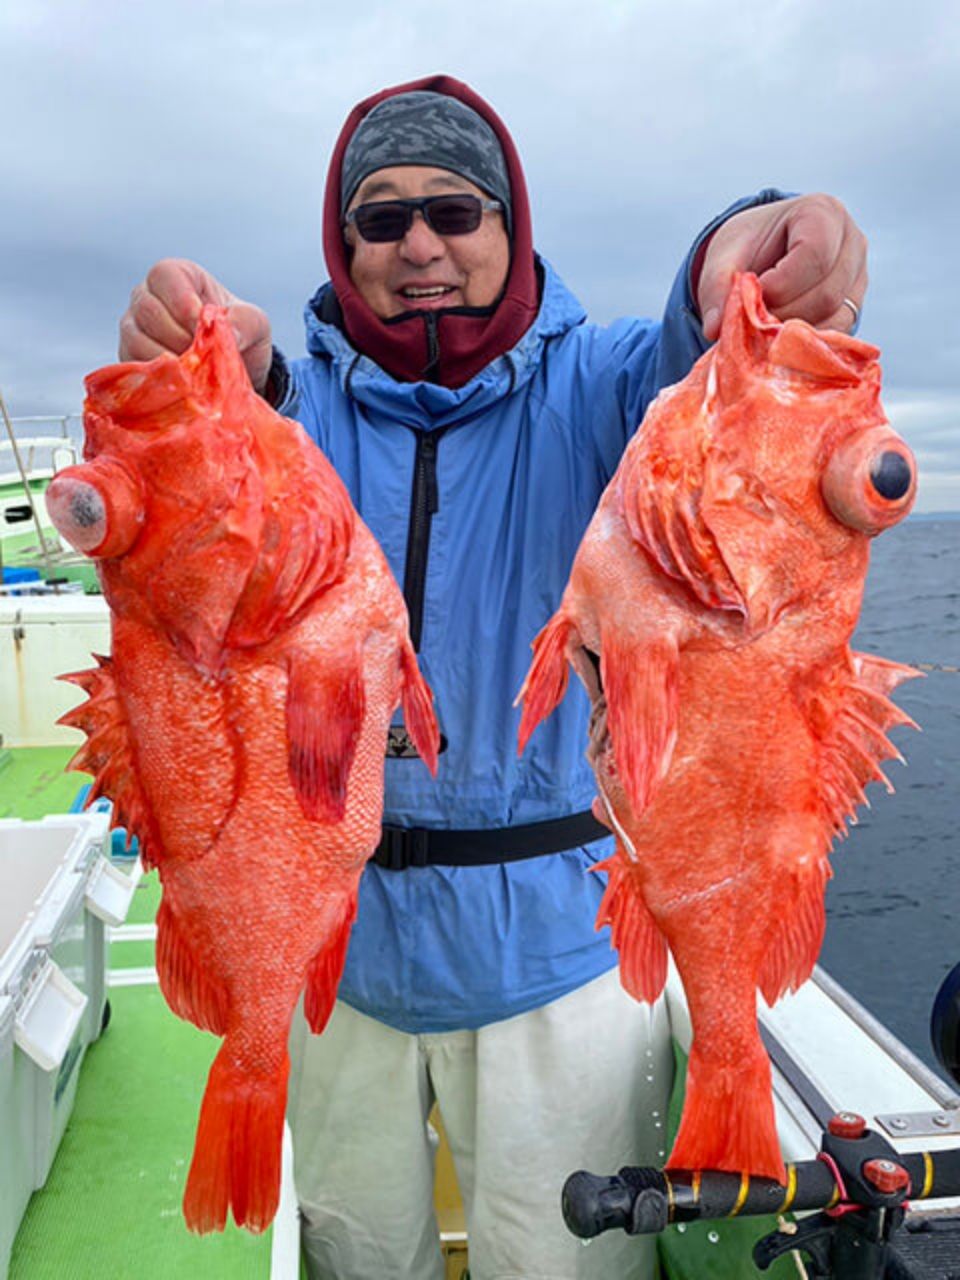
[399,640,440,775]
[183,1044,289,1235]
[594,855,668,1003]
[515,613,573,755]
[667,1041,785,1183]
[304,895,358,1034]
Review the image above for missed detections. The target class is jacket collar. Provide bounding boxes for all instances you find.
[303,258,586,427]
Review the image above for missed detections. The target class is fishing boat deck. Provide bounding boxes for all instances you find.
[1,747,476,1280]
[3,748,281,1277]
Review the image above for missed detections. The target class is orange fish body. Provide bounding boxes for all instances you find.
[45,307,438,1232]
[518,275,918,1182]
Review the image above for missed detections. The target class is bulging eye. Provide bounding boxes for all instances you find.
[821,428,916,534]
[46,459,145,558]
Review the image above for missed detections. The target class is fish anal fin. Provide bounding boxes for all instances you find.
[399,640,440,775]
[183,1042,289,1234]
[286,647,365,823]
[757,859,830,1005]
[601,631,678,814]
[594,854,668,1004]
[516,613,574,755]
[303,896,358,1034]
[155,897,230,1034]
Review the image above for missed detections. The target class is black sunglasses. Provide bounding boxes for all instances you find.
[344,194,503,243]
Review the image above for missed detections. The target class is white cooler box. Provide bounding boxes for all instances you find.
[0,812,139,1278]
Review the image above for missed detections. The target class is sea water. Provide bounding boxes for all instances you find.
[820,515,960,1073]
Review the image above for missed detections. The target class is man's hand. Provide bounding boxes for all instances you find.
[119,259,274,394]
[696,194,868,342]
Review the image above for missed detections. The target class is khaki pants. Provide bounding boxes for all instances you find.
[288,968,674,1280]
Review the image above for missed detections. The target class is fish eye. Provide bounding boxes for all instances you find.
[870,451,913,501]
[46,460,146,558]
[822,431,916,534]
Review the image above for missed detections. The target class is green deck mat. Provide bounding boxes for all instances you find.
[10,986,274,1279]
[0,746,87,819]
[125,869,162,926]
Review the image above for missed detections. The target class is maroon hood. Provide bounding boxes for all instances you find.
[321,74,539,388]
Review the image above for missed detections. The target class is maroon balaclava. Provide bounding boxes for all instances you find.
[321,75,539,388]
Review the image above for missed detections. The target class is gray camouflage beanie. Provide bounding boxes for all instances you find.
[340,90,512,234]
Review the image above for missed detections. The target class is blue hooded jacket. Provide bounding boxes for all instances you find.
[274,191,784,1033]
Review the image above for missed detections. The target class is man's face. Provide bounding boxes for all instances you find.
[344,165,510,319]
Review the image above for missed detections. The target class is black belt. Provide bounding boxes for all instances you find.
[372,809,610,870]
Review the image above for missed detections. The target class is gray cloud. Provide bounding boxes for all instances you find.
[2,0,957,507]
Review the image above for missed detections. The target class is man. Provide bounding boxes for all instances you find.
[120,75,867,1280]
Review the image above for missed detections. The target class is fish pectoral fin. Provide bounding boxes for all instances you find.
[516,612,576,755]
[594,854,668,1004]
[600,629,679,814]
[398,639,440,775]
[303,895,359,1034]
[286,647,365,823]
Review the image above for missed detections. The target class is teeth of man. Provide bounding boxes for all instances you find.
[403,287,450,297]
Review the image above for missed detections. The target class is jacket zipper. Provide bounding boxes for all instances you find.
[403,428,445,651]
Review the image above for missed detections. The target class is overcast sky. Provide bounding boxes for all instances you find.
[2,0,957,510]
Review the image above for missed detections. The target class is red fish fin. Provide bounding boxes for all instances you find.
[757,860,830,1004]
[399,640,440,775]
[813,651,920,835]
[182,1043,289,1234]
[155,898,230,1034]
[594,854,668,1004]
[304,895,358,1034]
[668,1040,785,1182]
[516,613,574,755]
[601,632,678,814]
[286,648,365,823]
[58,656,161,868]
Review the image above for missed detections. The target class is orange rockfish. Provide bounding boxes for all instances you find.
[517,274,917,1182]
[45,307,438,1232]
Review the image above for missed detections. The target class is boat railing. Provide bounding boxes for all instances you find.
[0,414,82,485]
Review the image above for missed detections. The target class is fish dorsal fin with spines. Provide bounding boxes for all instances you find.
[57,655,164,868]
[810,650,920,837]
[757,652,919,1007]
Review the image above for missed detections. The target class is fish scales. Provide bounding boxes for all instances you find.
[517,273,918,1182]
[46,307,439,1233]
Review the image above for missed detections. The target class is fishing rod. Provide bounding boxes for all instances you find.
[564,964,960,1277]
[563,1118,960,1277]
